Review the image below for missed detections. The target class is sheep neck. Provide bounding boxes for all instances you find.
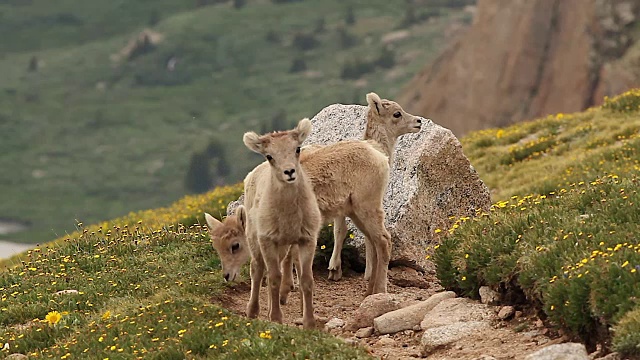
[364,118,396,165]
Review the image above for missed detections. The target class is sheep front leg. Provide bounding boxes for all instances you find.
[328,217,348,281]
[298,239,316,329]
[247,257,265,319]
[262,244,284,324]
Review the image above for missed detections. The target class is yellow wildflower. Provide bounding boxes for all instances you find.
[45,311,62,325]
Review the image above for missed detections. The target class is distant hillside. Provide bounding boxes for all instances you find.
[0,0,472,243]
[399,0,640,136]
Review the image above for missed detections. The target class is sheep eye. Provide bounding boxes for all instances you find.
[231,243,240,253]
[296,147,301,154]
[393,111,402,118]
[266,155,273,161]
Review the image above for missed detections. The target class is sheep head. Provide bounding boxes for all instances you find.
[205,205,249,282]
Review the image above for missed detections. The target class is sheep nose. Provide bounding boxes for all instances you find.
[284,169,296,176]
[224,273,230,282]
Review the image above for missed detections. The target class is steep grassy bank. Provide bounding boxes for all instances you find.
[435,90,640,356]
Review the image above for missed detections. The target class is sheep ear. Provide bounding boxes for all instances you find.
[294,118,312,143]
[366,92,382,115]
[235,205,247,231]
[243,132,264,154]
[205,212,223,232]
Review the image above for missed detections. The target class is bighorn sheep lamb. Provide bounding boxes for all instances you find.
[208,119,321,329]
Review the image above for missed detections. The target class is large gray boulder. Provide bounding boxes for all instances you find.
[228,103,491,271]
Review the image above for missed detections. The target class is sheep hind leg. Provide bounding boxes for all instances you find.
[328,217,348,281]
[279,245,296,305]
[351,209,390,295]
[297,240,317,329]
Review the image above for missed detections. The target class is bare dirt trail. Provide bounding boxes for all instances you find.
[213,268,560,360]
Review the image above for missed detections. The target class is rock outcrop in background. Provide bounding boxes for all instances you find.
[229,104,492,271]
[399,0,640,136]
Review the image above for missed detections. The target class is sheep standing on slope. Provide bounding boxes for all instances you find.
[208,119,321,329]
[325,92,423,282]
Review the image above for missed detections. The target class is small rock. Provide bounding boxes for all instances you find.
[479,286,500,305]
[515,311,523,319]
[345,293,401,331]
[535,319,544,328]
[472,356,498,360]
[403,330,414,336]
[325,317,345,330]
[421,321,490,356]
[523,330,542,339]
[373,291,456,334]
[594,353,620,360]
[376,336,396,347]
[6,354,28,360]
[524,343,589,360]
[498,306,515,320]
[421,298,495,330]
[54,289,79,295]
[388,266,431,289]
[344,337,360,346]
[355,327,374,339]
[413,325,421,331]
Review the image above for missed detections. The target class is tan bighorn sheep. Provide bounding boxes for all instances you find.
[207,93,422,298]
[209,118,321,329]
[325,92,423,282]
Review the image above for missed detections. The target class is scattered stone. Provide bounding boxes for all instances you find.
[374,291,456,334]
[472,356,498,360]
[479,286,500,305]
[403,330,414,336]
[344,338,360,346]
[535,319,545,328]
[388,266,431,289]
[498,306,516,320]
[421,321,490,356]
[376,336,396,347]
[524,343,589,360]
[421,297,495,330]
[345,293,401,331]
[54,289,79,296]
[413,325,421,331]
[523,330,542,340]
[515,311,524,319]
[324,317,345,330]
[6,354,28,360]
[594,353,620,360]
[355,327,374,339]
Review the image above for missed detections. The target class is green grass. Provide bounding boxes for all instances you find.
[0,0,469,245]
[0,184,370,359]
[433,90,640,355]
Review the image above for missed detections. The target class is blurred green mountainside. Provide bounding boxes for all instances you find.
[0,0,473,243]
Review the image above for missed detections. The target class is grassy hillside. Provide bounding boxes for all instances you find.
[434,90,640,355]
[1,90,638,358]
[0,184,371,359]
[0,0,470,244]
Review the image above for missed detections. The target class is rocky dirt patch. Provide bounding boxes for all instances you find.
[211,267,579,359]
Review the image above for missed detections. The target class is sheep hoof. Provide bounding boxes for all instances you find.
[327,268,342,281]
